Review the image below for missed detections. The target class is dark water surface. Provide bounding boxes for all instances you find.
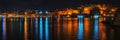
[0,17,120,40]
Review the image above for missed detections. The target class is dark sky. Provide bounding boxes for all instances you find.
[0,0,120,10]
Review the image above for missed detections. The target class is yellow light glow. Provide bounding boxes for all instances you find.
[72,10,79,13]
[57,11,66,15]
[24,17,28,40]
[103,14,106,16]
[67,18,72,40]
[57,9,79,15]
[83,7,91,14]
[68,11,72,15]
[100,10,104,14]
[7,14,13,18]
[111,8,117,12]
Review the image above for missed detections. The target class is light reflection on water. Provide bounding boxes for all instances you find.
[67,18,72,40]
[0,17,119,40]
[20,19,22,33]
[24,17,28,40]
[78,17,84,40]
[45,17,49,40]
[84,18,90,40]
[35,18,38,40]
[39,18,43,40]
[2,16,6,40]
[99,18,106,40]
[93,17,99,40]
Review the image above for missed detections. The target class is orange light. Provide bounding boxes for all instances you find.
[102,7,106,10]
[83,7,91,14]
[24,17,28,40]
[99,18,106,40]
[7,14,13,18]
[100,10,104,14]
[72,10,79,13]
[67,9,72,15]
[101,5,107,10]
[111,8,117,12]
[84,18,90,31]
[84,18,90,40]
[57,11,66,15]
[84,8,89,11]
[57,9,79,15]
[68,11,72,15]
[67,18,72,37]
[103,14,106,16]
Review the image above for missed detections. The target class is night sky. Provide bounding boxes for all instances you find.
[0,0,120,10]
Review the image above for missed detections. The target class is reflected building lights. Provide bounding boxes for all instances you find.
[35,18,38,40]
[67,18,72,40]
[45,17,49,40]
[78,15,84,40]
[24,17,28,40]
[77,15,84,18]
[20,19,22,40]
[94,16,99,40]
[20,19,22,33]
[39,18,43,40]
[68,18,72,33]
[84,18,90,40]
[99,18,106,40]
[2,16,6,40]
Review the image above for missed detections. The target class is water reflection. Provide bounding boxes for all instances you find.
[1,17,120,40]
[57,18,60,40]
[67,18,72,40]
[45,17,49,40]
[39,17,43,40]
[78,15,84,40]
[20,19,22,33]
[99,18,106,40]
[2,16,6,40]
[93,17,99,40]
[19,18,23,40]
[35,18,38,40]
[24,17,28,40]
[84,18,90,40]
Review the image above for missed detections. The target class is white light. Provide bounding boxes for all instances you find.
[45,11,48,14]
[78,15,83,18]
[94,15,99,18]
[39,11,42,14]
